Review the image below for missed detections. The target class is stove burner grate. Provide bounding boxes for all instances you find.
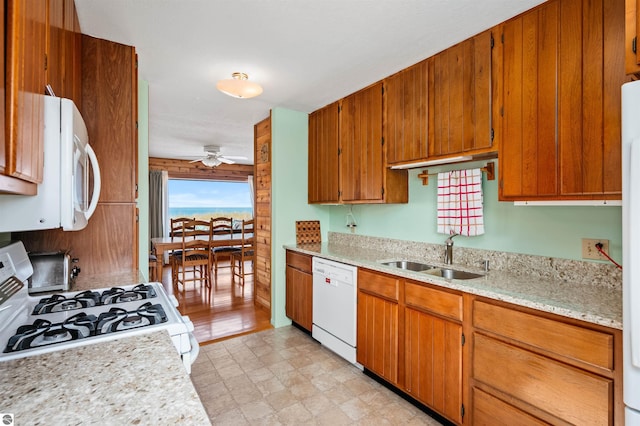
[100,284,157,305]
[4,313,97,353]
[96,302,167,334]
[5,301,168,353]
[32,291,101,315]
[31,284,158,315]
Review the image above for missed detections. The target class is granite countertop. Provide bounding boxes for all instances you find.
[285,242,622,330]
[0,331,210,425]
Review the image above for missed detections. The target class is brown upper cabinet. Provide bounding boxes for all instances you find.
[47,0,82,103]
[308,83,408,204]
[625,0,640,74]
[1,0,81,195]
[2,0,47,194]
[339,82,408,203]
[500,0,630,201]
[308,101,340,203]
[384,27,499,167]
[384,59,430,165]
[81,35,138,203]
[429,28,498,159]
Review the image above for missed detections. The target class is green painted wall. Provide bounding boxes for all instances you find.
[271,108,330,327]
[138,80,150,280]
[327,161,622,263]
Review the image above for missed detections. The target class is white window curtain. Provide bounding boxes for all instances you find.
[161,170,169,237]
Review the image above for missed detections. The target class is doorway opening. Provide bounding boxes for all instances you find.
[163,178,270,344]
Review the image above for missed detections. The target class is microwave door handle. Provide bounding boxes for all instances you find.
[630,137,640,367]
[85,143,101,220]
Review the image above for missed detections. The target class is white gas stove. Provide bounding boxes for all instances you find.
[0,241,199,373]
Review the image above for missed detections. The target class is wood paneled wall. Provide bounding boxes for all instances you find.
[253,115,272,311]
[149,157,253,181]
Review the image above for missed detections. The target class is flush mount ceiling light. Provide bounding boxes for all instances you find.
[216,72,263,99]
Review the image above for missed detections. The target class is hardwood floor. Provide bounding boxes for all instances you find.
[160,261,272,345]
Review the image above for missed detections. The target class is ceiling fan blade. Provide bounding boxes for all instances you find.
[218,157,235,164]
[188,157,206,163]
[221,155,248,160]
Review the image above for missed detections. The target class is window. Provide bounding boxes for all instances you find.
[168,179,253,223]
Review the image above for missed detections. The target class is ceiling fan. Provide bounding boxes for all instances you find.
[189,145,246,167]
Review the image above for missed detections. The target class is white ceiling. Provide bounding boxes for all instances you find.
[74,0,545,165]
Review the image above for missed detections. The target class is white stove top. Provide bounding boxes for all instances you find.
[0,242,198,372]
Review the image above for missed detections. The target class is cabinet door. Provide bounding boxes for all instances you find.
[3,0,47,187]
[500,2,559,199]
[501,0,628,200]
[430,29,494,158]
[405,307,462,424]
[285,266,312,331]
[48,0,79,101]
[339,82,384,202]
[308,102,339,203]
[357,290,399,385]
[384,60,429,165]
[558,0,627,198]
[82,35,138,203]
[625,0,640,74]
[71,5,82,105]
[47,0,64,96]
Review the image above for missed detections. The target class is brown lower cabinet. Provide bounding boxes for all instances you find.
[351,266,622,425]
[285,251,313,331]
[471,298,621,425]
[357,269,400,386]
[404,282,463,423]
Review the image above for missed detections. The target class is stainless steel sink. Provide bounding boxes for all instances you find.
[424,268,484,280]
[380,260,484,280]
[379,260,436,272]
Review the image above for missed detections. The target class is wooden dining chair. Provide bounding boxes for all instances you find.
[210,216,239,284]
[172,219,214,292]
[168,217,195,277]
[170,217,196,239]
[231,219,255,288]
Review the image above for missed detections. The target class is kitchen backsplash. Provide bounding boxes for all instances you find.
[328,232,622,290]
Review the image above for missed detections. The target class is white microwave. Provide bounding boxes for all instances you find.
[0,96,101,232]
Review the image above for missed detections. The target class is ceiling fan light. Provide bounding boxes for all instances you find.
[202,157,222,167]
[216,72,263,99]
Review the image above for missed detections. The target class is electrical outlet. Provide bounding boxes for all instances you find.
[581,238,610,260]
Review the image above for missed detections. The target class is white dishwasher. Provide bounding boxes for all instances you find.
[312,257,358,364]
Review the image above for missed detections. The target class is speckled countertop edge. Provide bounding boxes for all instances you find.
[284,242,622,330]
[0,331,211,425]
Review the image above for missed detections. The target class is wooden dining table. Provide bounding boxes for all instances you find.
[151,230,247,281]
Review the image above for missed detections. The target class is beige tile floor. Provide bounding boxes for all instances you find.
[190,326,444,425]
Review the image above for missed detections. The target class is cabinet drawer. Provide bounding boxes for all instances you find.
[358,269,399,301]
[286,251,312,273]
[472,387,547,426]
[405,281,462,321]
[473,300,613,370]
[473,333,612,425]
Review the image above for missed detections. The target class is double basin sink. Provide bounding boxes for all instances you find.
[380,260,484,280]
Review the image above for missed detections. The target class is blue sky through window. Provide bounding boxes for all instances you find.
[168,180,251,208]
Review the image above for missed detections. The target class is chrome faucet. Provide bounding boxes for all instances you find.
[444,232,459,265]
